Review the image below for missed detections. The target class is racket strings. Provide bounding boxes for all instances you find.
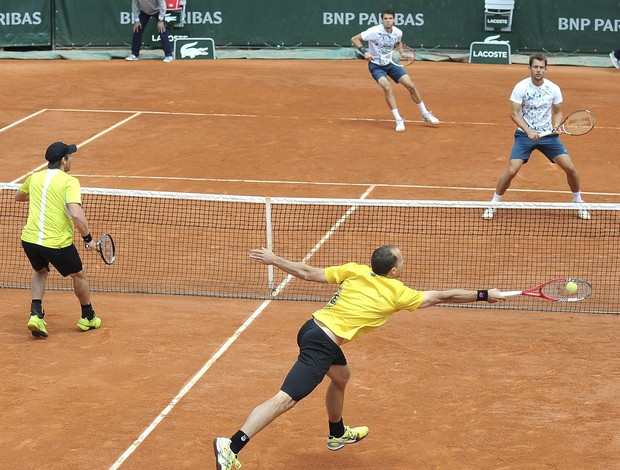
[101,240,114,261]
[542,279,591,301]
[562,110,595,135]
[98,235,116,264]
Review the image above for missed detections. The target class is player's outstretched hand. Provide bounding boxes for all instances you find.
[487,288,505,303]
[250,247,278,265]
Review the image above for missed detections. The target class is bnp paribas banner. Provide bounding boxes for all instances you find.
[14,0,620,53]
[0,0,51,47]
[512,1,619,53]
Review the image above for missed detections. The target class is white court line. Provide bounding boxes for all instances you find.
[108,185,375,469]
[70,173,620,198]
[9,112,143,184]
[0,109,48,134]
[44,107,499,126]
[17,107,620,132]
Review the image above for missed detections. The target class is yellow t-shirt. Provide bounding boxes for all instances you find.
[312,262,424,342]
[20,169,82,248]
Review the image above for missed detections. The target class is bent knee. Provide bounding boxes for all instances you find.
[275,390,297,411]
[327,364,350,387]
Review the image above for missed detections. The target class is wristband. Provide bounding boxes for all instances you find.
[82,233,93,243]
[357,46,368,54]
[476,290,489,301]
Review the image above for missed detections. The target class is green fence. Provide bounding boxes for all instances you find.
[1,0,618,53]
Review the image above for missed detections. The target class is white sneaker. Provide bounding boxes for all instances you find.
[213,438,241,470]
[482,207,496,220]
[423,112,439,125]
[610,52,619,69]
[576,201,591,220]
[163,56,174,63]
[395,119,405,132]
[125,54,139,61]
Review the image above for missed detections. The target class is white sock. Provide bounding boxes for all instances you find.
[491,193,502,203]
[391,108,403,121]
[573,192,582,203]
[417,102,429,115]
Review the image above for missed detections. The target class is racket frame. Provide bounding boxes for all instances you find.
[539,109,595,137]
[96,232,116,265]
[501,277,591,302]
[379,45,416,68]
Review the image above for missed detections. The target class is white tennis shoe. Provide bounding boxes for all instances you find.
[610,52,619,69]
[163,56,174,63]
[423,112,439,125]
[482,207,496,220]
[395,119,406,132]
[125,54,139,61]
[576,201,591,220]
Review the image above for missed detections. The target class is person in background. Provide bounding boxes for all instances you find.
[351,9,439,132]
[482,54,590,220]
[126,0,174,63]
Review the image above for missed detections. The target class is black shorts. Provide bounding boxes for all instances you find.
[21,240,83,277]
[280,318,347,402]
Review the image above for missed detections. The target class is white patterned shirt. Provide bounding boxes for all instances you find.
[360,24,403,66]
[510,78,563,133]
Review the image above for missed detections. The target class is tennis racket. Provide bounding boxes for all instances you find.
[96,233,116,265]
[379,46,416,67]
[539,109,596,137]
[501,277,591,302]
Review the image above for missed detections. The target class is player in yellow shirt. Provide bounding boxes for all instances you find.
[214,245,504,469]
[15,141,102,338]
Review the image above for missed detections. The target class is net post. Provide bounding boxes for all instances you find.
[265,197,274,291]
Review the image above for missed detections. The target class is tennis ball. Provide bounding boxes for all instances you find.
[566,281,578,293]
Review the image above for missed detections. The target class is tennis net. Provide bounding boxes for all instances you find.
[1,183,618,314]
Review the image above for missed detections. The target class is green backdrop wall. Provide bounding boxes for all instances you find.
[1,1,618,54]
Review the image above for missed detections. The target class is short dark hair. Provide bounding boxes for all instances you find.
[381,9,395,18]
[371,245,398,275]
[529,54,547,67]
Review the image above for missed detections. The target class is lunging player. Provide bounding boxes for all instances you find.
[213,245,503,469]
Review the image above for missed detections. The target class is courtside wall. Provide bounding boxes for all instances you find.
[1,1,618,53]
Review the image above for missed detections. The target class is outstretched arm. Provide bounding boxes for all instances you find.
[418,288,504,309]
[250,248,327,283]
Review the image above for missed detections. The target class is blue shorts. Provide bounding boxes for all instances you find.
[510,130,568,162]
[369,61,408,83]
[280,318,347,402]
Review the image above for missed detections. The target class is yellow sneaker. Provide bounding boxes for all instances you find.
[213,438,242,469]
[77,315,102,331]
[27,315,48,338]
[327,425,369,451]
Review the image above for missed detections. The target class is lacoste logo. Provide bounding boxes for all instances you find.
[180,41,211,59]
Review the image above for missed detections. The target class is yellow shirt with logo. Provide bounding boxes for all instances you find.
[19,169,82,248]
[312,262,424,342]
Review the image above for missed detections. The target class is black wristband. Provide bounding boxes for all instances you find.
[476,290,489,301]
[357,46,368,54]
[82,233,93,243]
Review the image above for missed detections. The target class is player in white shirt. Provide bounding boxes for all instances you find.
[482,54,590,220]
[351,9,439,132]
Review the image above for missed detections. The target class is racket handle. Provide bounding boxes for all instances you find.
[500,291,522,297]
[538,130,555,137]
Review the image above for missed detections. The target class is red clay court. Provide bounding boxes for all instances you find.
[0,59,618,469]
